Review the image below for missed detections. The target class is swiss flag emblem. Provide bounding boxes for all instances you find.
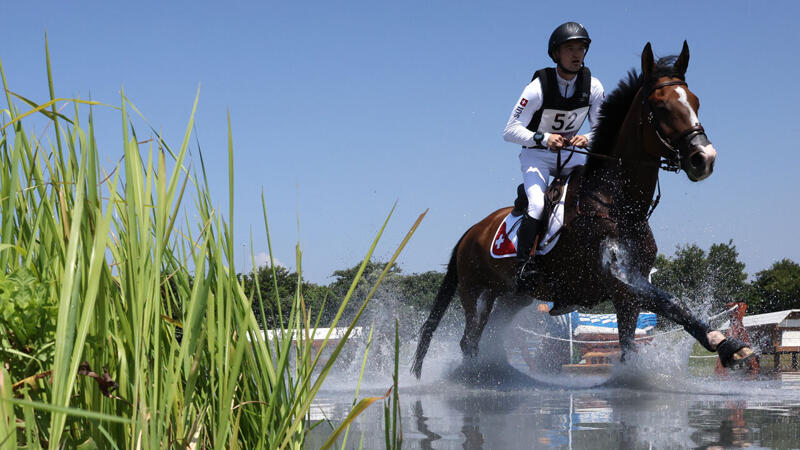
[520,98,528,106]
[492,222,516,256]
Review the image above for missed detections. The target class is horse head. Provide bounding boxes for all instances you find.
[641,41,716,181]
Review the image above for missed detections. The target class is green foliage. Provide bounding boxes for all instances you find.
[652,244,709,299]
[652,240,749,308]
[0,268,56,350]
[395,270,445,311]
[240,264,332,328]
[707,241,750,302]
[0,267,58,380]
[383,319,402,450]
[323,261,443,326]
[0,47,418,448]
[748,259,800,314]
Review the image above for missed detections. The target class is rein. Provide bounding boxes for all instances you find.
[554,80,706,173]
[555,145,678,172]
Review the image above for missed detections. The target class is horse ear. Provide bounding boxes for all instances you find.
[641,42,655,78]
[674,40,690,75]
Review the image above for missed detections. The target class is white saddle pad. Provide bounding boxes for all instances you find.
[489,179,569,258]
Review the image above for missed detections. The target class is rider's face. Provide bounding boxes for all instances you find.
[556,41,587,72]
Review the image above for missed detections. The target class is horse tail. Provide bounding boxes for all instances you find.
[411,230,467,379]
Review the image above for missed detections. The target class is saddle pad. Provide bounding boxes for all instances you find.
[490,179,569,258]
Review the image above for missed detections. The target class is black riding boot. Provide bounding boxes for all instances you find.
[515,215,543,292]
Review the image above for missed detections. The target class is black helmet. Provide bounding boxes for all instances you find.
[548,22,591,62]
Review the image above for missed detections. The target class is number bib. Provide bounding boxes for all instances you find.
[525,67,593,140]
[538,106,590,136]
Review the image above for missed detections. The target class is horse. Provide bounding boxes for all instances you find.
[412,42,755,379]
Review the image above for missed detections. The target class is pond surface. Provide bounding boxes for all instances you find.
[308,329,800,449]
[310,372,800,449]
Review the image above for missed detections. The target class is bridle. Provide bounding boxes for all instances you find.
[554,77,710,220]
[640,79,707,172]
[560,79,707,173]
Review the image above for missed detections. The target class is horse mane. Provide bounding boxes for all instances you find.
[587,56,683,167]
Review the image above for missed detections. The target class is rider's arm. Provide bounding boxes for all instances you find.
[584,77,606,146]
[503,79,549,147]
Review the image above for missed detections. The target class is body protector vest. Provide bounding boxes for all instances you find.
[526,67,592,140]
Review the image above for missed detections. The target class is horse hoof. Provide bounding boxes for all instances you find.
[460,340,478,358]
[717,337,756,369]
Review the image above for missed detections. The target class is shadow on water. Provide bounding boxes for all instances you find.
[448,358,551,391]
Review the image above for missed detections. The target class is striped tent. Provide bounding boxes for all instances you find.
[547,307,657,336]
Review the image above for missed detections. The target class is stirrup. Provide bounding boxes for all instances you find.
[515,258,537,292]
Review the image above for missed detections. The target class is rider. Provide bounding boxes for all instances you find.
[503,22,605,291]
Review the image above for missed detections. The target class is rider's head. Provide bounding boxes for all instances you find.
[548,22,591,75]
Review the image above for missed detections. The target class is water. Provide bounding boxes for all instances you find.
[308,303,800,449]
[309,374,800,449]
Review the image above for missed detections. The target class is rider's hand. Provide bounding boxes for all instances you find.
[569,135,589,148]
[547,134,567,149]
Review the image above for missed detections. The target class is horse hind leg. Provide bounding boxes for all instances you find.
[480,294,531,359]
[459,289,496,359]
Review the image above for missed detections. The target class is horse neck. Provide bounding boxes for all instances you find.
[602,88,661,222]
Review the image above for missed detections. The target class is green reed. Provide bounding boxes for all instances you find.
[0,43,419,449]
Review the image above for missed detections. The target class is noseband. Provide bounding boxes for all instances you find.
[641,80,707,172]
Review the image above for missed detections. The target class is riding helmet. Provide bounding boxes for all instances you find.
[548,22,591,62]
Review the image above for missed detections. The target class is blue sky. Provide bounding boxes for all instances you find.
[3,1,798,284]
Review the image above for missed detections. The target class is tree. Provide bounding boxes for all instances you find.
[706,240,750,303]
[240,265,331,329]
[748,259,800,314]
[322,260,403,325]
[652,243,709,299]
[651,240,749,308]
[396,270,445,311]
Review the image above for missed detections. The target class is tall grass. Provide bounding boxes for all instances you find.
[0,46,419,448]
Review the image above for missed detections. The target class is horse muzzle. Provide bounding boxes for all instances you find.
[683,133,716,181]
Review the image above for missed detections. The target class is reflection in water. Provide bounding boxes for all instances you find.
[413,400,441,450]
[460,415,484,450]
[691,402,754,449]
[307,323,800,450]
[308,374,800,449]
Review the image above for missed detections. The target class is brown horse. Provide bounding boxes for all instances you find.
[412,42,754,379]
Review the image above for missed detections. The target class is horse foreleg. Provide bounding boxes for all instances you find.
[626,280,754,367]
[613,299,639,363]
[459,289,495,358]
[601,239,740,357]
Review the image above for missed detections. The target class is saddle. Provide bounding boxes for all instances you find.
[513,165,586,249]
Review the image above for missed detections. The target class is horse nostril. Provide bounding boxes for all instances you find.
[690,151,706,170]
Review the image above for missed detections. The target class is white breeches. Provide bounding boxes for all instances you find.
[519,148,586,219]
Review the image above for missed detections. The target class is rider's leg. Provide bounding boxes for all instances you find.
[516,151,551,290]
[515,214,543,291]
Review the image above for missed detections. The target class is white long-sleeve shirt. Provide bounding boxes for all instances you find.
[503,70,605,148]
